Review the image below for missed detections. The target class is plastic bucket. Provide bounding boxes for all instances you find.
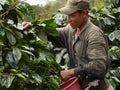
[60,76,82,90]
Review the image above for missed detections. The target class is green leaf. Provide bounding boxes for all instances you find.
[50,76,61,90]
[0,75,15,88]
[6,51,14,66]
[6,51,18,68]
[0,26,5,36]
[18,2,36,20]
[21,52,30,62]
[42,19,59,36]
[14,30,23,38]
[4,75,15,88]
[53,13,67,26]
[114,30,120,41]
[108,32,115,41]
[16,72,28,80]
[111,76,120,83]
[6,31,16,45]
[56,49,67,63]
[37,29,47,43]
[21,49,35,57]
[0,47,2,61]
[15,8,24,21]
[0,77,6,87]
[103,17,112,25]
[112,0,119,4]
[109,30,120,42]
[0,0,6,5]
[45,27,59,36]
[16,73,26,80]
[31,73,42,84]
[12,47,22,64]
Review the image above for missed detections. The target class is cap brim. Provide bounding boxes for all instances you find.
[58,6,78,15]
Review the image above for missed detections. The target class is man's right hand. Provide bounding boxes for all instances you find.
[60,69,74,81]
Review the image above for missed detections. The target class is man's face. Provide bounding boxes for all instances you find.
[67,11,86,29]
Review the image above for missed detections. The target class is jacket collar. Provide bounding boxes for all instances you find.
[78,20,91,38]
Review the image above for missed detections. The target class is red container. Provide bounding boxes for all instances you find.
[60,76,82,90]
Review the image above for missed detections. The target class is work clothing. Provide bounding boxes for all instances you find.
[49,20,110,90]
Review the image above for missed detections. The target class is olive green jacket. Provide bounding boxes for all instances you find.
[50,20,110,90]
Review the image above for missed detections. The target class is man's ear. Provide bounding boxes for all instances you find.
[82,10,88,18]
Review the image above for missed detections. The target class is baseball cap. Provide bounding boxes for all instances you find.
[58,0,90,15]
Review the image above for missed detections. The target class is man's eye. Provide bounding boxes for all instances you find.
[69,15,75,18]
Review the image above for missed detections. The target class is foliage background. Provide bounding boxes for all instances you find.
[0,0,120,90]
[0,0,61,90]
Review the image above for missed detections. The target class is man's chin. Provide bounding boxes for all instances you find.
[70,25,76,29]
[71,26,77,29]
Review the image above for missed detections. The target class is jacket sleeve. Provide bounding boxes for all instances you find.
[74,29,110,80]
[47,25,70,48]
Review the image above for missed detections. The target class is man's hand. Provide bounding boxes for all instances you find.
[60,69,74,81]
[22,21,32,29]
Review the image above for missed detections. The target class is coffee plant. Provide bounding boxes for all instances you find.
[0,0,61,90]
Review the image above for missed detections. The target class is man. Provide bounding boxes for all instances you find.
[23,0,113,90]
[51,0,113,90]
